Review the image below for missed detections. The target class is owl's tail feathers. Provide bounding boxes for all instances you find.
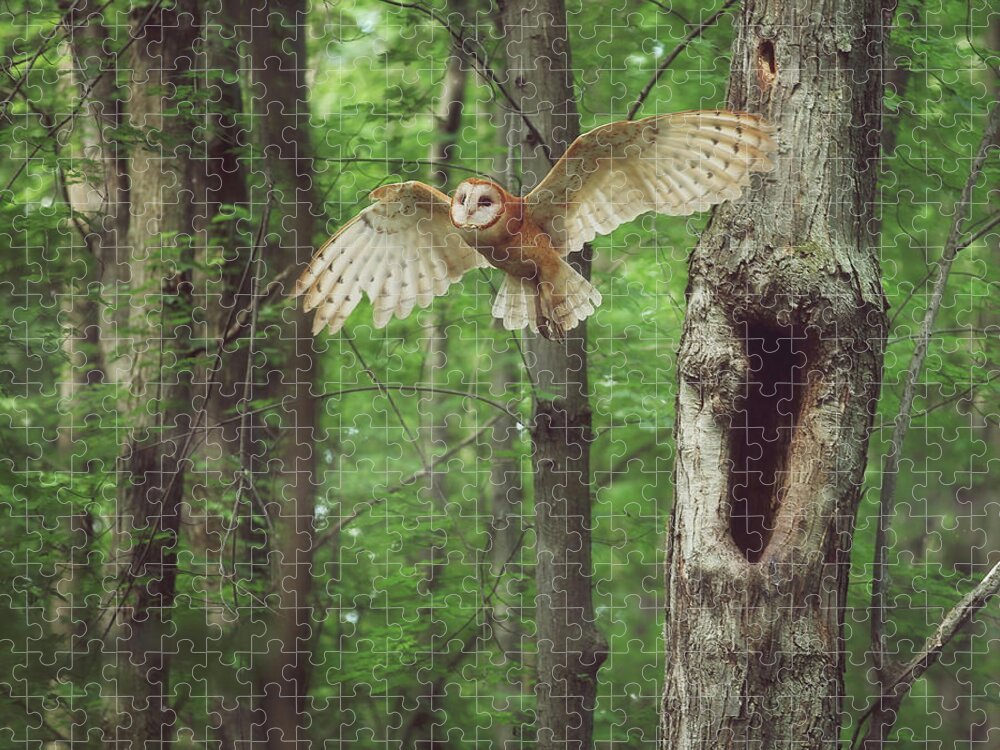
[493,275,539,335]
[538,259,602,341]
[492,260,602,341]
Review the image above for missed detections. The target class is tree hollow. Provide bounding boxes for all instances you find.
[727,322,813,561]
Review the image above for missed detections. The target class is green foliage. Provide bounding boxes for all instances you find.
[0,0,994,746]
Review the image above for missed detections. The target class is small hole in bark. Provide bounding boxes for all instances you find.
[757,40,777,89]
[727,322,811,562]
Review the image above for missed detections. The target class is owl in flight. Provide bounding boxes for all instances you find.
[295,110,776,340]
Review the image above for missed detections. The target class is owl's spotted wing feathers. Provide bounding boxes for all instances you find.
[526,110,777,256]
[294,181,486,335]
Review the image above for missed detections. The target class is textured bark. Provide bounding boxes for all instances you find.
[242,1,318,746]
[489,56,529,750]
[500,2,608,748]
[488,344,529,749]
[112,3,201,745]
[661,0,890,747]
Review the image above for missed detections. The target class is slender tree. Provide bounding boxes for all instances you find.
[189,0,259,742]
[488,44,529,749]
[501,2,608,748]
[242,1,318,745]
[55,0,114,668]
[661,0,891,745]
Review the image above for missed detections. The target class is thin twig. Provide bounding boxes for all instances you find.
[887,213,998,330]
[627,0,738,120]
[870,104,1000,692]
[886,266,937,330]
[377,0,554,163]
[127,382,524,454]
[912,371,999,419]
[221,188,271,584]
[854,560,1000,750]
[645,0,692,27]
[225,268,293,336]
[313,415,500,547]
[955,211,1000,252]
[318,155,484,178]
[343,331,428,467]
[886,326,997,345]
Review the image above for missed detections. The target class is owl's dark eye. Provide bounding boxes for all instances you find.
[478,196,493,208]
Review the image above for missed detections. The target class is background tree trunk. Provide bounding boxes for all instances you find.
[190,0,258,743]
[56,0,115,676]
[113,2,202,745]
[489,56,529,750]
[661,0,890,746]
[488,343,529,749]
[242,1,318,746]
[501,2,608,748]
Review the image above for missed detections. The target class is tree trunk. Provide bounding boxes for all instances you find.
[488,345,529,749]
[190,1,258,743]
[113,2,201,745]
[242,1,318,746]
[56,0,115,668]
[488,52,529,749]
[501,2,608,748]
[661,0,890,747]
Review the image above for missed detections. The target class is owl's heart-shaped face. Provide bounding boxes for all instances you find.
[450,180,505,230]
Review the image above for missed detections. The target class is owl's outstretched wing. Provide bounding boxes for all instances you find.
[294,181,487,335]
[525,110,777,256]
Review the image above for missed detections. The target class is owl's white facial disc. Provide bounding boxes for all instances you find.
[451,181,504,230]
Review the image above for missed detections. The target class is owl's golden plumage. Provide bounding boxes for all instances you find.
[294,110,777,340]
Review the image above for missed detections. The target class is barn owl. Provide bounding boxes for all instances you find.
[295,110,776,340]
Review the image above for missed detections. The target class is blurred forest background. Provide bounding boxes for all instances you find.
[0,0,996,747]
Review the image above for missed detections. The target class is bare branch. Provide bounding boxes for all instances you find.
[887,212,1000,329]
[854,560,1000,750]
[189,266,295,356]
[313,415,500,547]
[644,0,692,27]
[870,102,1000,701]
[3,0,165,194]
[0,0,98,113]
[627,0,738,120]
[886,326,998,346]
[956,211,1000,253]
[343,331,428,467]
